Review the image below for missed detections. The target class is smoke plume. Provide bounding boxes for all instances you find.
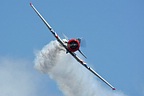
[34,40,127,96]
[0,57,39,96]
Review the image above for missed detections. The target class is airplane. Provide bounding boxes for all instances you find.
[30,3,116,90]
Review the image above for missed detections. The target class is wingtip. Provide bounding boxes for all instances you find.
[30,2,32,6]
[112,88,116,90]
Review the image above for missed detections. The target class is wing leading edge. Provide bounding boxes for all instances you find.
[30,3,116,90]
[30,3,69,52]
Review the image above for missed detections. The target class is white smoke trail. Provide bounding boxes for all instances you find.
[0,57,39,96]
[34,40,127,96]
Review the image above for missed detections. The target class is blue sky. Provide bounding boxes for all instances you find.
[0,0,144,96]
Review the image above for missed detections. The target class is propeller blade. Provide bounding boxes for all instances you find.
[77,38,86,47]
[78,49,87,59]
[62,33,69,40]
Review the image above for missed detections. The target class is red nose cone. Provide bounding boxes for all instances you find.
[67,39,80,52]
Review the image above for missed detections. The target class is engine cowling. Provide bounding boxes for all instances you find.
[67,39,80,52]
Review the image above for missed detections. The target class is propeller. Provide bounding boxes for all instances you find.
[62,33,69,41]
[77,38,86,47]
[62,33,86,47]
[62,33,87,58]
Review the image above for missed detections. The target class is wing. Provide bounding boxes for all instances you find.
[86,66,116,90]
[69,52,116,90]
[30,3,69,52]
[30,3,115,90]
